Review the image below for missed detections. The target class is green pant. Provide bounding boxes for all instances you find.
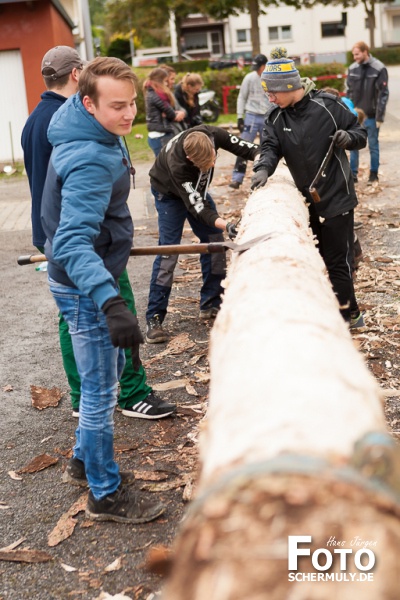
[58,269,151,410]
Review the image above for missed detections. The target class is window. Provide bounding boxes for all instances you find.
[236,29,250,43]
[321,22,345,37]
[185,32,208,51]
[268,25,292,42]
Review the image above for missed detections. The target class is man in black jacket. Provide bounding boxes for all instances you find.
[146,125,259,342]
[347,41,389,185]
[251,48,367,328]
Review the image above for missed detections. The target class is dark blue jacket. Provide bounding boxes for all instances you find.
[41,93,133,309]
[21,91,66,248]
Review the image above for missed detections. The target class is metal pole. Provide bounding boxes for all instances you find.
[128,16,135,65]
[8,122,15,165]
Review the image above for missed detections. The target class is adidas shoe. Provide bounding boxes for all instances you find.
[62,457,135,488]
[121,392,175,420]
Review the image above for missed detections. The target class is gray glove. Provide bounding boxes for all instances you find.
[251,170,269,190]
[226,222,238,240]
[333,130,352,149]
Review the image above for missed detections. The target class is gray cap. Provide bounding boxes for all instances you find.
[41,46,86,80]
[261,46,301,93]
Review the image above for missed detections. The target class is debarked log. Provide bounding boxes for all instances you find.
[163,167,400,600]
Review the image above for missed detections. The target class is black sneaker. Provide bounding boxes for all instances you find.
[352,173,358,183]
[86,485,165,523]
[121,392,176,420]
[367,171,379,185]
[146,314,168,344]
[229,181,241,189]
[354,221,363,230]
[62,457,135,488]
[199,306,219,320]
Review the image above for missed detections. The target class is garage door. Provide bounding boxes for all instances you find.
[0,50,29,162]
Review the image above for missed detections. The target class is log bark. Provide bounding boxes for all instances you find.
[162,168,400,599]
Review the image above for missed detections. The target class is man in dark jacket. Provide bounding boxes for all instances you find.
[347,41,389,185]
[146,125,259,342]
[251,47,367,328]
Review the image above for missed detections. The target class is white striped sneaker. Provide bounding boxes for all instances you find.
[121,392,176,420]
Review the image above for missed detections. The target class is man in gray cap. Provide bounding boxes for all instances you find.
[251,47,367,329]
[229,53,270,189]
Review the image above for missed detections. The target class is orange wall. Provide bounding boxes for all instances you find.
[0,1,74,112]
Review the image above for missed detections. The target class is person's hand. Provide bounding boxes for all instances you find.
[237,117,244,133]
[102,295,144,350]
[175,110,185,122]
[376,121,383,128]
[251,170,269,190]
[332,130,352,149]
[226,222,238,240]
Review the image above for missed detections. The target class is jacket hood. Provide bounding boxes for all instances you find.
[301,77,316,96]
[47,92,117,147]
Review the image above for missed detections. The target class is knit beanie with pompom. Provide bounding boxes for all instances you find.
[261,46,302,93]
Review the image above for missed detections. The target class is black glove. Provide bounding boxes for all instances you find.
[251,170,269,190]
[102,295,144,351]
[237,117,244,133]
[333,130,352,149]
[226,222,238,240]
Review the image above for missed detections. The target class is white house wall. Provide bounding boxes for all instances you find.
[226,4,383,60]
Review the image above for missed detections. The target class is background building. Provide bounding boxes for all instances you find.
[0,0,92,162]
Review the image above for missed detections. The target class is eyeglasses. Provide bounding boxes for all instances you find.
[266,91,278,101]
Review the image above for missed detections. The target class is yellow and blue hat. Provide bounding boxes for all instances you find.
[261,46,301,93]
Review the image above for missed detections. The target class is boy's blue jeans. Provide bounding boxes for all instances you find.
[146,190,226,322]
[49,278,124,500]
[350,117,380,175]
[231,112,265,184]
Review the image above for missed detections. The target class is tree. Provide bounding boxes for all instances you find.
[299,0,395,49]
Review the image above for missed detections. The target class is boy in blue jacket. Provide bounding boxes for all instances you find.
[41,57,168,523]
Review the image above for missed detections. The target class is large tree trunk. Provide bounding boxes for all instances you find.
[163,168,400,599]
[248,0,260,55]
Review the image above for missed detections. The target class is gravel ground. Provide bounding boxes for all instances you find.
[1,106,400,599]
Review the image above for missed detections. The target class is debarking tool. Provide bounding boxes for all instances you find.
[17,234,273,266]
[308,138,335,203]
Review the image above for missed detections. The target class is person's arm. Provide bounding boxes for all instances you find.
[211,126,260,161]
[51,156,119,308]
[151,92,177,122]
[237,75,250,118]
[334,101,367,151]
[252,117,282,176]
[375,66,389,123]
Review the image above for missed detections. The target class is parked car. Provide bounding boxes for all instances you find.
[209,51,253,70]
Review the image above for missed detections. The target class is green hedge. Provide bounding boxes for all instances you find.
[346,46,400,65]
[132,62,348,122]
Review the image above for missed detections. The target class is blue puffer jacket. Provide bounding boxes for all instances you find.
[41,93,133,309]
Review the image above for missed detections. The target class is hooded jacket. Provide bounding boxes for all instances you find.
[41,93,133,309]
[21,91,66,248]
[347,55,389,122]
[254,80,367,218]
[149,125,259,228]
